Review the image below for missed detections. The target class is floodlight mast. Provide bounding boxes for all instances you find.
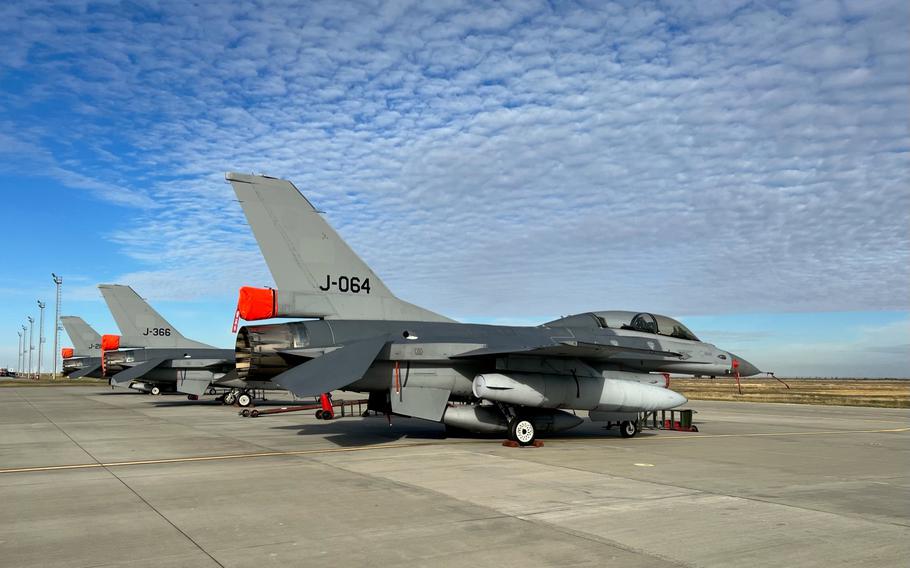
[51,274,62,380]
[27,316,34,379]
[17,330,23,375]
[20,325,27,377]
[37,300,46,380]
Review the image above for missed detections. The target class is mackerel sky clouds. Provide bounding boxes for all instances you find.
[1,1,908,376]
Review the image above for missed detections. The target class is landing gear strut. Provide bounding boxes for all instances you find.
[619,420,639,438]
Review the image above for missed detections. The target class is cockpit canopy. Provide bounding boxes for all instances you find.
[545,310,700,342]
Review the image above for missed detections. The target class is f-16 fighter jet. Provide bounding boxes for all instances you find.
[60,316,104,378]
[97,284,270,404]
[227,173,761,444]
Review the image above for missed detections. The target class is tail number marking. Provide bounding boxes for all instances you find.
[319,275,371,294]
[142,328,172,336]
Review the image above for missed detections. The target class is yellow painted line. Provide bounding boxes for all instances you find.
[642,426,910,440]
[0,441,447,475]
[552,426,910,443]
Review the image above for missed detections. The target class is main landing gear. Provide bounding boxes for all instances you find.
[498,404,541,447]
[222,389,254,407]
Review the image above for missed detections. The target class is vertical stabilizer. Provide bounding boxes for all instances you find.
[98,284,213,348]
[60,316,102,357]
[226,172,451,322]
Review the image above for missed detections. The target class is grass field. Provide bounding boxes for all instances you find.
[672,377,909,408]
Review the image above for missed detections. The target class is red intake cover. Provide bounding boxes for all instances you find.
[61,347,74,359]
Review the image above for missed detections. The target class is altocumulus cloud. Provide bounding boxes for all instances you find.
[0,0,907,318]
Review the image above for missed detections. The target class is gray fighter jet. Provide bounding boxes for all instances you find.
[60,316,104,378]
[97,284,250,400]
[227,173,761,444]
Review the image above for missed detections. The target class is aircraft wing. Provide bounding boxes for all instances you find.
[109,358,168,388]
[271,337,387,397]
[452,340,683,362]
[69,362,102,379]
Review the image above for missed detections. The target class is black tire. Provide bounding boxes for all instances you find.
[237,393,252,407]
[240,409,250,417]
[250,409,260,418]
[150,386,161,396]
[315,410,324,419]
[207,387,217,396]
[510,418,536,446]
[322,411,334,421]
[619,420,638,438]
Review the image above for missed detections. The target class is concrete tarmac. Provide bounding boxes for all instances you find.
[0,386,907,567]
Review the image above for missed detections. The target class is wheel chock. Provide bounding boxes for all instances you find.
[501,440,545,448]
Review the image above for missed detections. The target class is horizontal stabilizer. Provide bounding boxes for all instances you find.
[69,363,102,379]
[110,358,167,388]
[272,336,387,397]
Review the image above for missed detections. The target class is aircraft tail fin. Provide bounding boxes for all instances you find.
[98,284,213,348]
[60,316,102,357]
[226,172,451,322]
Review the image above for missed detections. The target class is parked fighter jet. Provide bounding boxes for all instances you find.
[60,316,104,378]
[96,284,249,400]
[227,173,761,444]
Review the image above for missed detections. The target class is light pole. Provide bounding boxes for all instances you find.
[27,316,35,379]
[20,325,27,377]
[17,330,23,375]
[37,300,46,380]
[52,273,62,380]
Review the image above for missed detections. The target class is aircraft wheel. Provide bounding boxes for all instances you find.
[150,386,161,396]
[207,387,217,396]
[315,410,324,419]
[223,391,237,405]
[619,420,638,438]
[510,418,536,446]
[237,393,252,407]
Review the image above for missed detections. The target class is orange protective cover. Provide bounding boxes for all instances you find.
[237,286,276,320]
[101,334,120,351]
[61,347,74,359]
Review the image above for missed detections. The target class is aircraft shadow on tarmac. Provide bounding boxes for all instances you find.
[268,416,643,447]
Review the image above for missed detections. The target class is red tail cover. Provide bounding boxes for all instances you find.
[101,335,120,351]
[61,347,74,359]
[237,286,277,321]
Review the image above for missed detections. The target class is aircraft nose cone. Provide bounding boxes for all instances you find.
[730,353,761,377]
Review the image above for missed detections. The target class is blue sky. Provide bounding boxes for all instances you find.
[1,0,908,377]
